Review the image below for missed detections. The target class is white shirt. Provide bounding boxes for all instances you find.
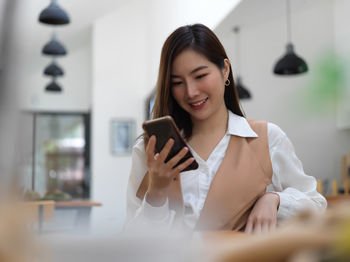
[125,111,327,231]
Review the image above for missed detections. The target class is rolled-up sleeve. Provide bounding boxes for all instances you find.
[266,123,327,220]
[124,138,175,232]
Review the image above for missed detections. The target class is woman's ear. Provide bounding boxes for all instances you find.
[222,58,230,80]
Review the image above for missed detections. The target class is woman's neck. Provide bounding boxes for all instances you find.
[191,106,229,138]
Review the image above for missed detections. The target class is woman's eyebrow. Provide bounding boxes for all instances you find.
[171,65,208,78]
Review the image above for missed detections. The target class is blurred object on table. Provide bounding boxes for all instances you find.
[23,189,42,201]
[42,188,71,201]
[342,152,350,194]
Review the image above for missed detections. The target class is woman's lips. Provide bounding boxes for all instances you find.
[189,97,208,110]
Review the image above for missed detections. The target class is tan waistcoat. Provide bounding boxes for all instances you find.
[136,119,272,231]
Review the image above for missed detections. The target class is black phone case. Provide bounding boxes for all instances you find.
[142,116,199,172]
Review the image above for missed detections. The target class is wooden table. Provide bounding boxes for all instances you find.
[325,195,350,208]
[197,230,248,242]
[326,195,350,203]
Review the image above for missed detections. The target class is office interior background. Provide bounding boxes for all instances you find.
[0,0,349,234]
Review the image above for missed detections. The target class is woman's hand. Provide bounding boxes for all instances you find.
[245,192,280,235]
[145,135,195,206]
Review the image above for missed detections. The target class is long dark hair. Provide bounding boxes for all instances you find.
[152,23,244,139]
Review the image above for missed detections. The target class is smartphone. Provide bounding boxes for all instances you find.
[142,116,199,172]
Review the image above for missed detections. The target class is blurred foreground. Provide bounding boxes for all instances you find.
[1,199,350,262]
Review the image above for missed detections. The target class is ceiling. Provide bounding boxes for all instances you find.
[215,0,315,37]
[56,0,131,39]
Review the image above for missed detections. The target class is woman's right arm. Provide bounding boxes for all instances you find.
[124,136,193,232]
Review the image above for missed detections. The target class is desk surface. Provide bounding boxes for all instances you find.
[23,200,55,206]
[55,200,102,207]
[325,194,350,202]
[198,230,248,242]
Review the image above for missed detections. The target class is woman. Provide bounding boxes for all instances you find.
[125,24,326,233]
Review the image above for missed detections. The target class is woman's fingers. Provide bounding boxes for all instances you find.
[146,136,157,165]
[157,139,174,162]
[253,222,262,235]
[172,157,195,174]
[166,146,188,168]
[147,138,195,179]
[244,220,253,234]
[261,221,269,234]
[246,218,276,235]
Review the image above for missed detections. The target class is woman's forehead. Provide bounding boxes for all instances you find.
[171,49,211,74]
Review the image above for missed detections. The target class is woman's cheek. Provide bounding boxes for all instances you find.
[171,90,182,106]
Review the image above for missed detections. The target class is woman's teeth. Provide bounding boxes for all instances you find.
[191,98,208,106]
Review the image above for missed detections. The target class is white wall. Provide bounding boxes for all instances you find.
[91,0,149,234]
[91,0,241,233]
[335,0,350,129]
[215,0,350,188]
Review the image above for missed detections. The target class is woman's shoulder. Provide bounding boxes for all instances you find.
[245,116,287,140]
[267,122,288,148]
[247,117,288,148]
[267,122,286,137]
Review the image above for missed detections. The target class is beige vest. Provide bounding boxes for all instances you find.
[136,119,272,231]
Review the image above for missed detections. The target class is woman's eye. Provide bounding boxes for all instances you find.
[196,73,208,79]
[171,81,182,86]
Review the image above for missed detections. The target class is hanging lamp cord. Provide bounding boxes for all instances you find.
[286,0,291,43]
[233,26,240,77]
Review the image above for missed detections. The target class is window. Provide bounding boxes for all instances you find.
[32,112,91,199]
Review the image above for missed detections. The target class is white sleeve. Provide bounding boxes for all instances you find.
[266,123,327,220]
[124,138,175,232]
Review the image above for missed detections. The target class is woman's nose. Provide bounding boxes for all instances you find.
[185,82,200,98]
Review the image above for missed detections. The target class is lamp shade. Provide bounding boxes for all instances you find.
[236,77,251,99]
[42,37,67,55]
[273,43,308,75]
[44,61,64,76]
[45,79,62,92]
[39,0,70,25]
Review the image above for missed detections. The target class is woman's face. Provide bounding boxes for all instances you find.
[171,49,230,122]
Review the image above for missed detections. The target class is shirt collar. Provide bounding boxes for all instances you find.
[226,110,258,138]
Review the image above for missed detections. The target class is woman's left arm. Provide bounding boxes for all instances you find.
[246,123,327,234]
[266,123,327,220]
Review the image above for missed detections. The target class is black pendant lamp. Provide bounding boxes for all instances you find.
[236,77,251,99]
[233,26,252,100]
[273,0,308,75]
[42,33,67,55]
[39,0,70,25]
[44,58,64,76]
[45,78,62,92]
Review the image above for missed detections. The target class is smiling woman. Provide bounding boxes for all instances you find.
[125,24,326,234]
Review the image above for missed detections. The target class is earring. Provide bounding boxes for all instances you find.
[225,79,230,86]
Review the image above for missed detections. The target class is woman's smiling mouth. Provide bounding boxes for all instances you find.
[189,97,208,110]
